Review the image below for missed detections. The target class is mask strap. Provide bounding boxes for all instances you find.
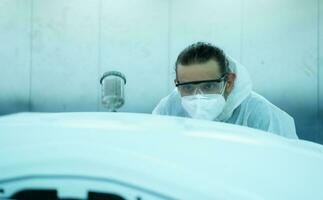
[221,82,228,95]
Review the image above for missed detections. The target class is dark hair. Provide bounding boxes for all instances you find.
[175,42,229,75]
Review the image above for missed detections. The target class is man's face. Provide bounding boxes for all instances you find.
[175,59,235,97]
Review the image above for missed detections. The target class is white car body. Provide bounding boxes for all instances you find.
[0,112,323,200]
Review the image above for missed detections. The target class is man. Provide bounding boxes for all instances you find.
[153,42,298,139]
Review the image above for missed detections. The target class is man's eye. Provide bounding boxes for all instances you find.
[202,83,216,90]
[181,85,194,92]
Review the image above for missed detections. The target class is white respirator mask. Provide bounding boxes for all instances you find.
[181,91,226,121]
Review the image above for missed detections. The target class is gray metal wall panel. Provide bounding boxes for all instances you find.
[30,0,99,112]
[0,0,31,115]
[242,0,319,141]
[319,0,323,143]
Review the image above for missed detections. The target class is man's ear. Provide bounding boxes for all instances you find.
[225,73,236,94]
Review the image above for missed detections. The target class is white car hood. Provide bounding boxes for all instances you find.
[0,112,322,200]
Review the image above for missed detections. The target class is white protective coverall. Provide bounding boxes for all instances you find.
[152,56,298,139]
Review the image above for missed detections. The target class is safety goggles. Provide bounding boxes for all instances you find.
[175,73,228,96]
